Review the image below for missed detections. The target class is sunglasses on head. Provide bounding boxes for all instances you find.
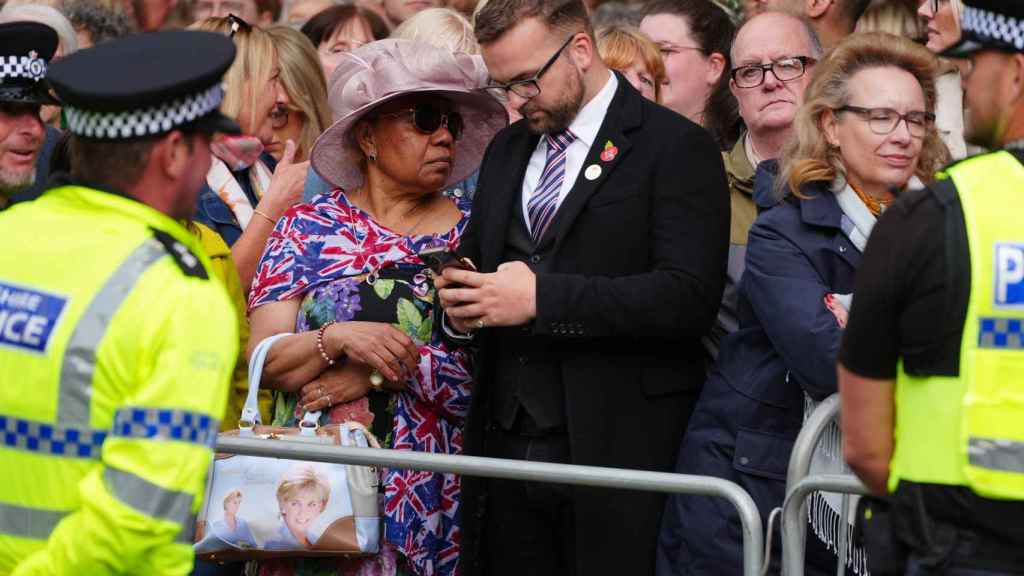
[378,104,464,140]
[227,13,251,37]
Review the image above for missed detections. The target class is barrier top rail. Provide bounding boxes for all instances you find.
[217,435,765,576]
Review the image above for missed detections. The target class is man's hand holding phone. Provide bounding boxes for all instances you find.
[437,261,538,332]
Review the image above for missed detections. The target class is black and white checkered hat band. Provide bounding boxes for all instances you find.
[0,54,47,82]
[64,84,224,139]
[962,6,1024,51]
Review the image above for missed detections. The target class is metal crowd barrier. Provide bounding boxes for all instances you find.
[781,394,869,576]
[217,435,766,576]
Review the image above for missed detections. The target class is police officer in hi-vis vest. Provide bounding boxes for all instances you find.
[838,1,1024,573]
[0,31,240,574]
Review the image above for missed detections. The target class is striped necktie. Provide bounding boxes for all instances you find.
[527,129,577,243]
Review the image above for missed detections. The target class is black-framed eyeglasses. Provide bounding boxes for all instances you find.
[731,56,816,89]
[378,104,464,140]
[483,34,577,101]
[227,13,251,37]
[836,105,935,138]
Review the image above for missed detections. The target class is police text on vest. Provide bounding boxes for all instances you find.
[0,282,68,353]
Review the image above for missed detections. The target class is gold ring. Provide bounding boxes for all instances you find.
[325,394,331,406]
[476,318,485,330]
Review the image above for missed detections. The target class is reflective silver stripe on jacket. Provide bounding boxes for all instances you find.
[968,437,1024,473]
[57,239,167,426]
[103,467,193,526]
[0,501,69,540]
[176,514,197,544]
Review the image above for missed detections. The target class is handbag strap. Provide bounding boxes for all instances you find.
[241,333,291,432]
[241,333,324,436]
[341,421,381,449]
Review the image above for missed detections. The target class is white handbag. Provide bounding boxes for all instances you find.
[194,334,381,561]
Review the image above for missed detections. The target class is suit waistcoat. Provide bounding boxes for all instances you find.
[490,199,565,432]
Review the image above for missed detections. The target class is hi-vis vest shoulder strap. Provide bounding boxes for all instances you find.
[891,151,1024,499]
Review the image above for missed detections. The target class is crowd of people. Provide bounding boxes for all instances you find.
[0,0,1023,575]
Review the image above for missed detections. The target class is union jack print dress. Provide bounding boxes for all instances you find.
[248,188,473,576]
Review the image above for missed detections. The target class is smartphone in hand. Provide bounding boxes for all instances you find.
[419,246,476,276]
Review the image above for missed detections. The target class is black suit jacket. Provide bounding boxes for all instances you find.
[455,75,730,576]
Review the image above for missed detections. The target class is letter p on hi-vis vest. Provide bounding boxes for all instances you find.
[892,151,1024,500]
[0,185,237,575]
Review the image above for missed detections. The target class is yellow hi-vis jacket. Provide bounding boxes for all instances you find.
[0,184,238,575]
[892,150,1024,499]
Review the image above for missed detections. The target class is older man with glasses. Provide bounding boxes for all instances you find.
[700,9,823,364]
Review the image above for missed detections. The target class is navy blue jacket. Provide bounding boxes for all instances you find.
[656,174,861,576]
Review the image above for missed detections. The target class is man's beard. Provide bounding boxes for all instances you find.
[963,106,1004,150]
[522,67,585,135]
[0,166,36,198]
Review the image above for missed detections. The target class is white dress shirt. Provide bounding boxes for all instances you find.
[521,72,618,234]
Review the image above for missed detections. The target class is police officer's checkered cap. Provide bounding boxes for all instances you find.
[0,55,47,83]
[962,5,1024,51]
[64,84,224,140]
[47,30,240,140]
[0,21,59,105]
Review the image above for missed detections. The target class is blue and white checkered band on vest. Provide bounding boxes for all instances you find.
[63,84,224,140]
[0,52,46,82]
[962,5,1024,51]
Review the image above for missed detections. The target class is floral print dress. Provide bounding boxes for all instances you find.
[247,189,473,576]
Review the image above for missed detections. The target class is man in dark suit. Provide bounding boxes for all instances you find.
[435,1,729,574]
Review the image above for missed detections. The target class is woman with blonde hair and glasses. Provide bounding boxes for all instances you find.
[596,25,666,103]
[265,25,332,163]
[190,15,308,292]
[659,32,948,576]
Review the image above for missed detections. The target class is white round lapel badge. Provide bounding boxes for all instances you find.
[585,164,602,181]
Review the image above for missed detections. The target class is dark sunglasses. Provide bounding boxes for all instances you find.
[379,104,464,140]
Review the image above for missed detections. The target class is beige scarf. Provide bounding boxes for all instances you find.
[206,157,273,230]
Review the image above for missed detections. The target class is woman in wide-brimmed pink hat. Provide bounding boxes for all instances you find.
[247,38,507,576]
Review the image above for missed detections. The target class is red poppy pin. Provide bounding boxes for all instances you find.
[600,140,618,162]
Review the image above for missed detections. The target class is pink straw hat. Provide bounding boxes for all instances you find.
[311,39,508,192]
